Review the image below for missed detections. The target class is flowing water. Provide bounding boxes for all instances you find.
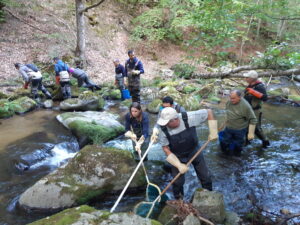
[0,102,299,224]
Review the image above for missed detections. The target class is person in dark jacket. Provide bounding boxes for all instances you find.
[157,107,218,199]
[113,59,126,95]
[14,63,52,99]
[243,70,270,148]
[68,67,101,91]
[124,102,149,161]
[125,50,144,103]
[53,57,71,99]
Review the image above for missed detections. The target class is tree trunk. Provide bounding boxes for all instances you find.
[192,68,300,79]
[75,0,86,68]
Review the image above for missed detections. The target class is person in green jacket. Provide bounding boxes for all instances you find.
[220,90,257,156]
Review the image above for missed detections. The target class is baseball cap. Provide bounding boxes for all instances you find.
[157,107,178,126]
[243,70,258,79]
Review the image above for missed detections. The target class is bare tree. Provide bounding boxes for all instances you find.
[75,0,106,67]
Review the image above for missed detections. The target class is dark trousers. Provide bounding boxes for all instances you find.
[31,78,52,99]
[220,127,247,155]
[60,81,71,99]
[128,74,140,103]
[171,145,212,199]
[254,111,268,142]
[78,75,100,91]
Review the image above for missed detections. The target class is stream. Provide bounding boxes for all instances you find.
[0,101,299,225]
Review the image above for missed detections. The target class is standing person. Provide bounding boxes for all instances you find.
[113,59,126,98]
[14,63,52,99]
[243,70,270,148]
[220,90,257,156]
[125,50,144,103]
[68,67,101,91]
[53,57,71,99]
[124,102,149,161]
[157,107,218,199]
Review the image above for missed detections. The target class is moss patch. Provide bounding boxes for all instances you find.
[147,99,162,114]
[10,96,37,114]
[0,99,15,119]
[288,95,300,101]
[69,120,125,144]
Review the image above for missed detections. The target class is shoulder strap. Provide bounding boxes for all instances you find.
[134,60,139,69]
[160,125,171,141]
[181,111,189,129]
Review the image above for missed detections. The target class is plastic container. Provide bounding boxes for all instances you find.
[122,89,131,99]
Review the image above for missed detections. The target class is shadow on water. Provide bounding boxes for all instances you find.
[0,110,79,225]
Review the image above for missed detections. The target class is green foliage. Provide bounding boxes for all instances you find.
[251,42,300,69]
[171,63,196,79]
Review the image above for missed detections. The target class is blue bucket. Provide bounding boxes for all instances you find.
[122,89,131,100]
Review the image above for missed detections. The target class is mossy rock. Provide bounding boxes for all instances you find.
[182,84,197,94]
[9,88,31,100]
[207,96,221,104]
[147,99,162,114]
[270,79,281,84]
[10,97,37,114]
[0,99,15,119]
[181,94,201,111]
[196,83,215,97]
[109,89,122,100]
[0,92,8,99]
[268,89,283,97]
[157,80,180,89]
[120,99,132,108]
[158,205,179,225]
[288,95,300,102]
[19,145,146,210]
[29,205,161,225]
[158,86,182,103]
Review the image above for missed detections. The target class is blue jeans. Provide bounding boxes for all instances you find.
[219,127,247,155]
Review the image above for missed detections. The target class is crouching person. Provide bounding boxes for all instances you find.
[68,67,101,91]
[14,63,52,99]
[157,107,218,199]
[53,57,71,99]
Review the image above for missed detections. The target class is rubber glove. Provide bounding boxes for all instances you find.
[137,135,145,146]
[208,120,218,141]
[166,153,188,174]
[132,70,140,75]
[151,127,159,143]
[248,124,256,140]
[135,143,141,154]
[246,88,263,99]
[124,131,137,142]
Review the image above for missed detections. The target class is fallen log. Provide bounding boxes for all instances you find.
[192,68,300,79]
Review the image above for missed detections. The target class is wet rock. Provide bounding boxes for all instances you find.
[11,96,37,114]
[157,80,180,89]
[183,213,201,225]
[181,84,198,94]
[192,189,226,224]
[19,146,146,211]
[14,160,30,171]
[0,99,14,119]
[181,94,201,111]
[60,91,104,111]
[43,100,53,109]
[9,88,31,101]
[207,96,221,104]
[158,204,179,225]
[160,69,175,79]
[109,89,122,100]
[56,111,124,145]
[295,75,300,82]
[225,211,240,225]
[158,86,182,103]
[280,208,291,215]
[141,87,159,101]
[29,205,161,225]
[120,99,132,108]
[196,83,215,97]
[281,87,290,96]
[147,99,162,114]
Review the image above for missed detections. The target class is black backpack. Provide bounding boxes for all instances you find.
[26,64,39,72]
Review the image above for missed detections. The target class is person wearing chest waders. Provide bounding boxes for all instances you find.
[113,59,126,99]
[243,70,270,148]
[68,67,101,92]
[220,90,257,156]
[53,57,71,99]
[14,63,52,99]
[124,102,150,161]
[157,107,219,199]
[125,50,144,103]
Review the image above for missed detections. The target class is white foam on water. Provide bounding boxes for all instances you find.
[30,143,76,169]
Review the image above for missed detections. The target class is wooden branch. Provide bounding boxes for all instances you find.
[80,0,106,13]
[3,7,48,33]
[192,68,300,79]
[278,213,300,225]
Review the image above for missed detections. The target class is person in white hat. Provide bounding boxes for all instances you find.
[243,70,270,148]
[157,107,218,199]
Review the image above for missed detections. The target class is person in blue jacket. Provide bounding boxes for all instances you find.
[53,57,71,99]
[125,50,144,103]
[124,102,149,161]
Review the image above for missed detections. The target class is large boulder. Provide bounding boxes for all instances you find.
[9,88,31,100]
[158,86,182,103]
[0,99,14,119]
[147,99,162,114]
[181,94,201,111]
[19,146,146,211]
[29,205,162,225]
[60,91,105,111]
[192,189,226,224]
[159,69,175,79]
[11,96,37,114]
[141,87,159,101]
[57,111,124,146]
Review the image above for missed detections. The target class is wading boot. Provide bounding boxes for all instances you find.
[262,140,270,148]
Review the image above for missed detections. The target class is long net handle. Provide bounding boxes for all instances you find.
[136,140,150,184]
[110,140,154,213]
